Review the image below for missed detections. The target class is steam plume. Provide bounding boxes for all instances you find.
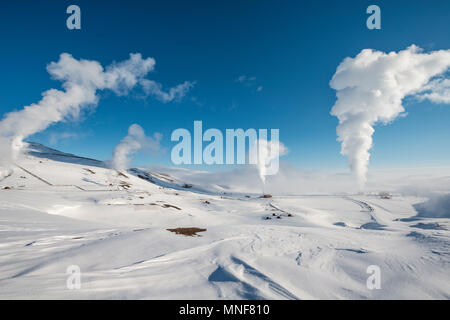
[330,45,450,188]
[254,139,288,185]
[0,53,193,163]
[0,53,154,161]
[111,124,162,171]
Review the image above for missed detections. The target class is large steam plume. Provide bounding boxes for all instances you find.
[330,45,450,189]
[111,124,162,171]
[0,53,193,165]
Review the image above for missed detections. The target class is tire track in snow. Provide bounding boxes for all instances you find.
[343,197,387,230]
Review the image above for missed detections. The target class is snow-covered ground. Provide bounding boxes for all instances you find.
[0,143,449,299]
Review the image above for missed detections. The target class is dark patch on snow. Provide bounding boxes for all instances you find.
[360,222,386,230]
[407,231,427,240]
[167,227,206,237]
[162,204,181,210]
[335,248,368,254]
[396,217,421,222]
[410,222,446,230]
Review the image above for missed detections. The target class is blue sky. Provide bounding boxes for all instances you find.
[0,0,449,170]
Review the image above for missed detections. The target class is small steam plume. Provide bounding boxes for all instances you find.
[330,45,450,189]
[111,124,162,171]
[413,194,450,218]
[254,139,288,186]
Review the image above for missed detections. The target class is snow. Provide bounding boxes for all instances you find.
[0,143,449,299]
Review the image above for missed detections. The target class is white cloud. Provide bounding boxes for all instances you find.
[235,75,264,93]
[48,131,81,146]
[140,80,195,103]
[235,75,256,84]
[104,53,156,95]
[330,45,450,189]
[415,77,450,103]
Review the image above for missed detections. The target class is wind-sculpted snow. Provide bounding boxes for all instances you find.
[0,144,449,299]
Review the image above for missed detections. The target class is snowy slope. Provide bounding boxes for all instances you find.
[0,143,449,299]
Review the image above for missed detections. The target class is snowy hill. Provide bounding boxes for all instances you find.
[0,143,449,299]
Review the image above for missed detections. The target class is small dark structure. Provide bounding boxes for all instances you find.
[379,192,392,199]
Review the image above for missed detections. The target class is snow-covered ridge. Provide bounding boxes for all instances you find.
[0,143,449,299]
